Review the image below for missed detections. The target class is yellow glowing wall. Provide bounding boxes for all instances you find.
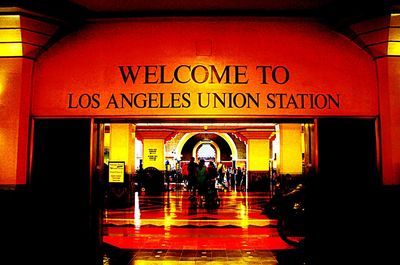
[109,124,135,174]
[131,129,136,172]
[0,16,24,186]
[279,124,303,175]
[388,14,400,56]
[247,139,270,171]
[142,139,165,170]
[0,15,23,57]
[104,131,110,147]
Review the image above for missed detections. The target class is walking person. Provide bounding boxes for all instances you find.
[236,167,244,191]
[187,157,198,197]
[197,159,207,202]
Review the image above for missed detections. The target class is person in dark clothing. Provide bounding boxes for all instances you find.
[217,163,225,183]
[136,164,144,192]
[236,167,244,191]
[230,167,236,190]
[207,161,218,184]
[204,161,220,208]
[187,157,198,196]
[197,159,207,197]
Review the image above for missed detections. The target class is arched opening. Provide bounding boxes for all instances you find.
[176,132,238,162]
[180,133,235,167]
[196,142,217,162]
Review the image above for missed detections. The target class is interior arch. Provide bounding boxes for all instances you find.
[176,132,238,162]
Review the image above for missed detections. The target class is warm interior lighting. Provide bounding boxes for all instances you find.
[136,123,276,127]
[279,124,303,174]
[0,43,23,57]
[247,139,270,171]
[197,143,216,160]
[301,124,305,154]
[0,15,22,57]
[0,15,21,27]
[0,28,21,42]
[134,192,141,229]
[388,13,400,56]
[239,199,249,229]
[272,125,280,170]
[390,13,400,26]
[142,138,165,170]
[132,257,277,264]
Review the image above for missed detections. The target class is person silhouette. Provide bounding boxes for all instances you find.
[187,157,198,197]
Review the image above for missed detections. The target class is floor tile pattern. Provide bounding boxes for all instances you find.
[102,191,303,264]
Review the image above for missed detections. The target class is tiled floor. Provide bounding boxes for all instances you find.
[102,190,306,264]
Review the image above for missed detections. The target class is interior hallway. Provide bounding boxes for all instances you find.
[102,190,305,264]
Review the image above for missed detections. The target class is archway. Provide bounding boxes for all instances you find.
[193,140,219,162]
[176,132,238,162]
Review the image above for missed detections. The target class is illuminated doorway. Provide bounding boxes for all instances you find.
[197,142,216,162]
[97,120,317,255]
[98,121,315,194]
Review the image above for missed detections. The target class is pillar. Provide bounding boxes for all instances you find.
[350,14,400,184]
[0,14,59,187]
[377,57,400,184]
[0,58,32,187]
[247,139,270,172]
[278,124,303,175]
[236,130,274,191]
[377,14,400,185]
[109,124,135,174]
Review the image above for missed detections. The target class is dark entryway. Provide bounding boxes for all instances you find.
[29,119,99,264]
[307,118,380,263]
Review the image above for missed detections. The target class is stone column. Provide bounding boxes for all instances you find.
[236,130,274,191]
[109,123,135,174]
[278,124,303,176]
[350,14,400,184]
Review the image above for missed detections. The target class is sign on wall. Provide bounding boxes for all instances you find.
[67,64,340,111]
[108,161,125,183]
[142,139,165,170]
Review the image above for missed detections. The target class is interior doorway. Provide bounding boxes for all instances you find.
[97,121,315,196]
[96,120,316,254]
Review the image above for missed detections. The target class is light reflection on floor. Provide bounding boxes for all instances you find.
[103,191,274,228]
[102,191,298,264]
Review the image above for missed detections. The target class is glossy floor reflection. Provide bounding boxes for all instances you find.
[102,190,305,264]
